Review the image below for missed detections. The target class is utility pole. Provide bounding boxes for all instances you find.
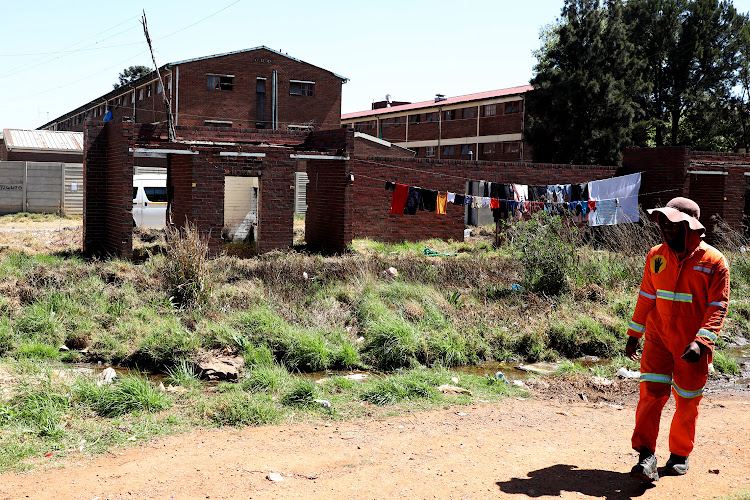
[141,10,176,142]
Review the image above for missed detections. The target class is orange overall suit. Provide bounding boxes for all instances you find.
[627,225,729,457]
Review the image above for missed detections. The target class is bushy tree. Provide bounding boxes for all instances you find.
[528,0,644,165]
[113,65,152,89]
[624,0,745,148]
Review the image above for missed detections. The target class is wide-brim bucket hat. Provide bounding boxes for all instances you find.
[647,197,705,235]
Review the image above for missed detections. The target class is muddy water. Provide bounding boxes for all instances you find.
[53,346,750,387]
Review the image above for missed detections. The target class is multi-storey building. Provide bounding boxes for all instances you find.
[341,85,532,161]
[39,46,347,133]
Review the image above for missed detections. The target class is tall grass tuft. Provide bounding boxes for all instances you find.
[164,359,202,389]
[161,221,211,309]
[359,369,443,406]
[10,383,69,437]
[77,374,172,417]
[206,392,281,427]
[280,378,318,408]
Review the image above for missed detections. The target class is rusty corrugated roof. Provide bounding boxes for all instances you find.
[341,85,534,120]
[2,128,83,152]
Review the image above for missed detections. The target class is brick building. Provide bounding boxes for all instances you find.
[341,86,532,162]
[39,46,347,134]
[622,146,750,238]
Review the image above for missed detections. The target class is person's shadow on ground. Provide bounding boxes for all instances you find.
[496,464,655,500]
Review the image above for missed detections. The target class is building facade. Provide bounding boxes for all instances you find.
[340,85,532,162]
[39,46,347,133]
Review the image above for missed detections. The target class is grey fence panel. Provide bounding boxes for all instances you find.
[26,163,63,213]
[64,163,83,215]
[0,161,25,214]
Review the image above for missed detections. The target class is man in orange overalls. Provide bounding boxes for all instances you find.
[626,197,729,482]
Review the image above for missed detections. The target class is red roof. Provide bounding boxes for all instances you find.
[341,85,533,120]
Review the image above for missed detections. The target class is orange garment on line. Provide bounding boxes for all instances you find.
[627,229,729,456]
[435,192,447,215]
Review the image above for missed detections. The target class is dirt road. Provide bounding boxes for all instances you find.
[1,390,747,500]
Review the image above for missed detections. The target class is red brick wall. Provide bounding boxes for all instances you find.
[175,48,343,131]
[622,147,690,209]
[83,120,134,259]
[306,156,616,252]
[305,159,351,253]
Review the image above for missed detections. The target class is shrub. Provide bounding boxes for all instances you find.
[712,350,740,376]
[10,383,69,437]
[363,312,421,370]
[511,213,574,295]
[242,364,290,393]
[546,317,619,358]
[164,359,202,389]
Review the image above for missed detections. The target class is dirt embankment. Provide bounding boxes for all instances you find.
[0,386,747,500]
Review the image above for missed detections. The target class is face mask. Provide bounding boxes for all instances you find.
[659,214,686,254]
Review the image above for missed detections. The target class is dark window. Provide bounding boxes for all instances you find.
[463,107,476,119]
[504,101,521,114]
[444,110,456,120]
[409,114,421,124]
[256,79,266,93]
[381,118,392,128]
[133,187,138,199]
[425,112,438,122]
[207,75,234,91]
[443,145,454,156]
[256,78,267,126]
[290,81,314,96]
[144,187,167,202]
[393,116,404,126]
[146,85,152,97]
[204,121,232,128]
[483,104,496,116]
[503,141,520,153]
[425,146,435,157]
[461,144,473,155]
[483,143,496,154]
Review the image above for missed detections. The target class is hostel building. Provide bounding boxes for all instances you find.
[38,46,347,133]
[340,85,532,162]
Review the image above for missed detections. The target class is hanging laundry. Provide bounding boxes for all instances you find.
[420,189,438,212]
[481,197,491,208]
[490,198,500,209]
[513,184,528,202]
[528,185,547,202]
[390,183,409,215]
[588,200,596,212]
[464,195,474,206]
[471,196,482,209]
[592,198,617,226]
[453,193,465,205]
[436,192,447,215]
[447,192,455,204]
[404,186,422,215]
[385,181,396,192]
[587,173,641,226]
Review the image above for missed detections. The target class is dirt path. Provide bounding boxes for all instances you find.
[1,391,747,500]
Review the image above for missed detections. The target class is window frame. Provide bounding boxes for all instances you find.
[504,100,521,114]
[483,104,496,116]
[207,74,234,91]
[289,80,314,96]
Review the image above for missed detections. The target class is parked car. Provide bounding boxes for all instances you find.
[132,174,167,228]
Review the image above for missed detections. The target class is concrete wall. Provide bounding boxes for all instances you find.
[0,161,83,215]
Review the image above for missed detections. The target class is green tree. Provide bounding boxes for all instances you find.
[624,0,744,148]
[527,0,644,165]
[113,65,152,89]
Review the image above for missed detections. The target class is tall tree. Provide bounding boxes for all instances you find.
[527,0,644,165]
[624,0,743,148]
[113,65,152,89]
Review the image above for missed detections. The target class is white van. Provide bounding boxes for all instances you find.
[132,174,167,228]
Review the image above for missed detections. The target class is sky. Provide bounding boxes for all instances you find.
[2,0,750,130]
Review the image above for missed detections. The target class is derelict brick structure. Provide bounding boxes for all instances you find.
[83,120,301,258]
[622,146,750,237]
[83,121,135,259]
[305,128,617,253]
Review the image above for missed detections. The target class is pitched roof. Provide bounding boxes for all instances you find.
[38,46,347,130]
[341,85,533,120]
[3,128,83,152]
